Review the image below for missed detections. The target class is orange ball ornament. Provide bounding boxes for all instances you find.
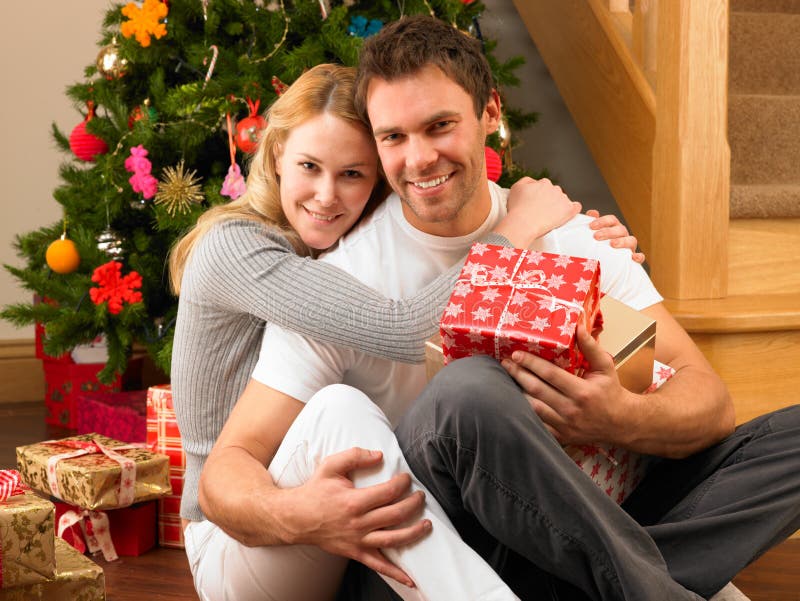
[46,238,81,274]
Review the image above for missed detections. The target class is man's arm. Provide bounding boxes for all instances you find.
[199,378,428,588]
[502,302,735,458]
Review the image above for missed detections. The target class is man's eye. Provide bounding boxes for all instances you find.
[434,120,453,130]
[382,133,401,143]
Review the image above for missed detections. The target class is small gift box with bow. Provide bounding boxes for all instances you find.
[0,470,56,589]
[438,243,602,372]
[0,537,105,601]
[15,434,171,512]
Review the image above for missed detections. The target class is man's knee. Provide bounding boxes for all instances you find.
[304,384,393,441]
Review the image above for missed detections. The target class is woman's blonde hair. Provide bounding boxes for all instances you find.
[168,63,387,294]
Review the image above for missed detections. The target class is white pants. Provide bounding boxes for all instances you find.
[184,384,519,601]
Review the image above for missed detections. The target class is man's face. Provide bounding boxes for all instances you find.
[366,64,500,237]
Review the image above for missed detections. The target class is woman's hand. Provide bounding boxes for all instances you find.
[586,209,645,263]
[494,177,581,248]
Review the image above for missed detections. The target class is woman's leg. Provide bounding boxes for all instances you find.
[186,383,518,601]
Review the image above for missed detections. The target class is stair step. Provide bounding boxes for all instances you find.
[731,0,800,13]
[728,218,800,296]
[730,12,800,95]
[729,94,800,186]
[731,184,800,218]
[664,294,800,333]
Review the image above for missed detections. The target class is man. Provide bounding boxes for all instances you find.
[201,15,800,601]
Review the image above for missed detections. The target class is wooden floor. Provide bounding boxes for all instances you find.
[1,400,798,601]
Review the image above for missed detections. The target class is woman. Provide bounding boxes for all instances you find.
[171,64,641,600]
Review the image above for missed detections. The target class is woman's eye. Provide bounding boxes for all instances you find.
[300,161,316,170]
[343,170,362,178]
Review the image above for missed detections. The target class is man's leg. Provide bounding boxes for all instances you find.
[623,405,800,598]
[395,355,702,601]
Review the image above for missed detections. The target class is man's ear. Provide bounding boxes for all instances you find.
[483,89,502,135]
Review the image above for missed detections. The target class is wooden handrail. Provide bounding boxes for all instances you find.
[512,0,730,300]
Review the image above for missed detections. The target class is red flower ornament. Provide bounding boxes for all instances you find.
[89,261,143,315]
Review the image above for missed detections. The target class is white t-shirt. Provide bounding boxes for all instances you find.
[252,181,663,426]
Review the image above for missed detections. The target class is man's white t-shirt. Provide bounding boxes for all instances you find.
[252,181,663,426]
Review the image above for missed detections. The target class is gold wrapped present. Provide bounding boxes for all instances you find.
[16,434,171,511]
[0,537,105,601]
[425,295,656,393]
[0,490,56,588]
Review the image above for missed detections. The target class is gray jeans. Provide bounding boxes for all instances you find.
[392,355,800,601]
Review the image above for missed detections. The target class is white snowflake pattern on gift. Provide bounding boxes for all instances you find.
[525,250,545,265]
[467,328,485,344]
[442,332,456,348]
[510,291,529,306]
[558,319,576,338]
[489,265,510,281]
[453,281,473,297]
[441,326,455,338]
[525,340,546,354]
[581,258,599,272]
[574,277,593,294]
[553,254,573,269]
[554,354,572,369]
[444,302,464,318]
[546,273,566,289]
[497,246,519,261]
[471,242,490,256]
[462,260,485,278]
[502,312,522,327]
[480,287,502,303]
[472,306,493,322]
[529,316,550,331]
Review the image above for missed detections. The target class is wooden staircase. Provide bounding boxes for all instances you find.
[512,0,800,425]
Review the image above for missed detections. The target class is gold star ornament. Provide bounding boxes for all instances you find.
[154,160,204,216]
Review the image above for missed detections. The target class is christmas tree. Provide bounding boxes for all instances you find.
[1,0,538,383]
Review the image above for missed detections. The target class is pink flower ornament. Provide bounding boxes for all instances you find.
[220,163,247,199]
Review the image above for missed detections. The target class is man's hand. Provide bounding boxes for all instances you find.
[288,447,431,589]
[501,323,633,446]
[585,209,645,264]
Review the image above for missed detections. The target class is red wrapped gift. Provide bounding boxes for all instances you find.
[76,390,148,443]
[54,499,157,558]
[33,296,72,363]
[146,385,185,548]
[440,243,601,373]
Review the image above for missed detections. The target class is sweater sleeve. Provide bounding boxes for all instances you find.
[185,220,512,364]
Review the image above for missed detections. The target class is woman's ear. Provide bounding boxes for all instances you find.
[273,144,283,176]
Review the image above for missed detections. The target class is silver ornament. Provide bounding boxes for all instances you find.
[97,227,125,259]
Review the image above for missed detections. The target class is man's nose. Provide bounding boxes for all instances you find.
[406,136,437,172]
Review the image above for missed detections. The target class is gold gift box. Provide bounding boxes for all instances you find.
[16,434,171,511]
[0,493,55,588]
[0,537,105,601]
[425,295,656,392]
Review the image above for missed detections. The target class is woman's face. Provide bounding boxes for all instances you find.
[276,112,379,250]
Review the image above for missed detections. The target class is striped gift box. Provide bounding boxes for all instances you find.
[146,384,185,549]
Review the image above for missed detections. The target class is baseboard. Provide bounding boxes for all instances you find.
[0,339,44,403]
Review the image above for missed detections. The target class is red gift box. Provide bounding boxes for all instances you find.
[76,390,148,443]
[440,243,602,373]
[43,362,123,430]
[54,499,157,557]
[146,384,185,549]
[33,296,72,363]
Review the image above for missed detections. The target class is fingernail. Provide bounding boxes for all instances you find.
[501,359,512,369]
[511,352,522,362]
[424,520,432,531]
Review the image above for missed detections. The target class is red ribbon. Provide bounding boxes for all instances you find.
[58,508,118,562]
[0,469,29,501]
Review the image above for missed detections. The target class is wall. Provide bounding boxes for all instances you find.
[0,0,618,343]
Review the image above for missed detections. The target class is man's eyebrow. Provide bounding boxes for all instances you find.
[372,110,461,137]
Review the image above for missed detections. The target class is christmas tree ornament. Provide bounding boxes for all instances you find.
[201,0,209,21]
[46,235,81,275]
[124,145,159,199]
[348,16,384,38]
[271,75,288,96]
[318,0,331,20]
[128,99,157,129]
[222,114,247,200]
[497,115,511,151]
[235,98,266,154]
[485,146,502,182]
[121,0,168,48]
[96,227,125,259]
[69,102,108,162]
[89,261,143,315]
[95,37,128,79]
[155,160,204,216]
[202,45,219,89]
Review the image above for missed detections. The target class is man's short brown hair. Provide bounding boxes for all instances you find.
[354,15,494,124]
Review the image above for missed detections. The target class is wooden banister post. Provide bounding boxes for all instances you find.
[650,0,730,299]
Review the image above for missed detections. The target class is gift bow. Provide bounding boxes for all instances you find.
[43,438,142,508]
[461,251,589,361]
[0,469,29,501]
[58,508,118,562]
